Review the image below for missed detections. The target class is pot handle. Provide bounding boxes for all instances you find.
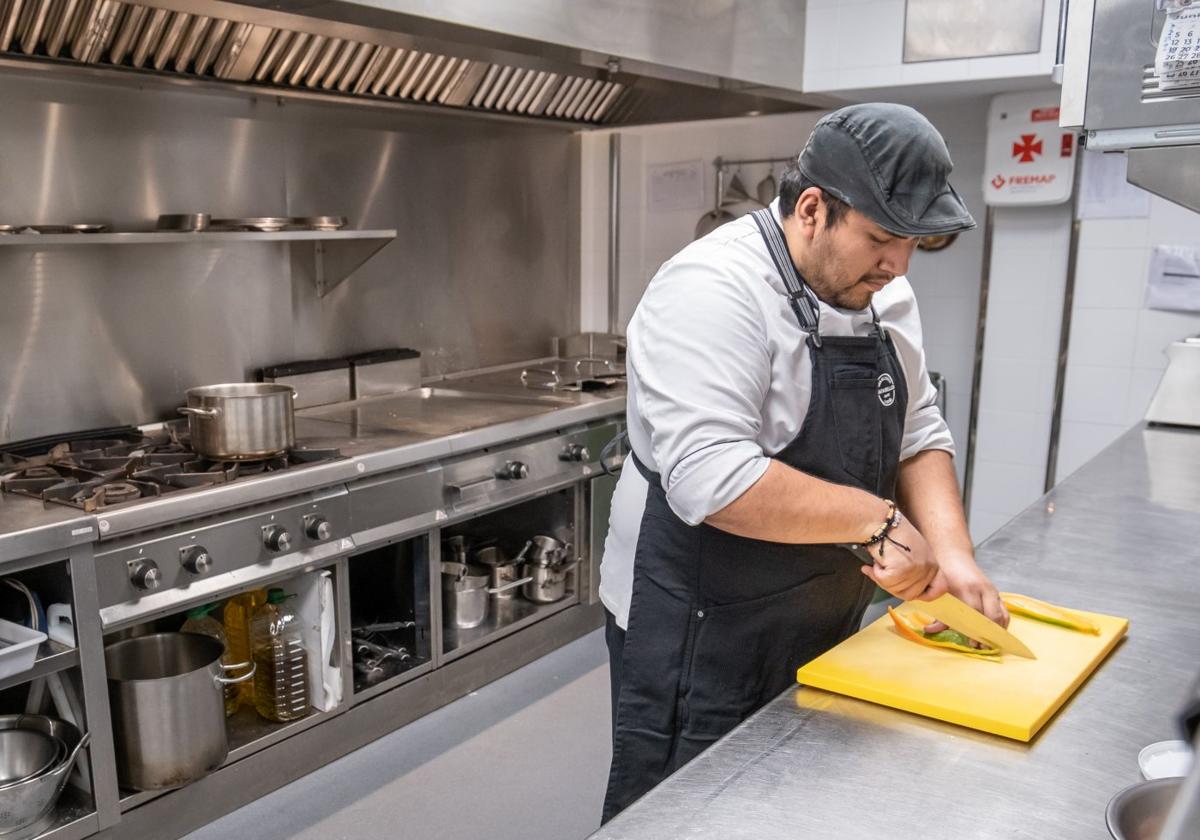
[215,660,257,685]
[178,406,221,419]
[488,576,533,594]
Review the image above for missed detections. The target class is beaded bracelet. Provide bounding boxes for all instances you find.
[860,500,911,557]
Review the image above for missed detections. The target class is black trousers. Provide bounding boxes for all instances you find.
[604,608,624,744]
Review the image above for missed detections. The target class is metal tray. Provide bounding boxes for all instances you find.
[209,217,290,232]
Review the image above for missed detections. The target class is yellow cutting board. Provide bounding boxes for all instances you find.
[795,602,1129,741]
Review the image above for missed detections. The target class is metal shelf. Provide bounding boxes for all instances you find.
[0,641,80,693]
[0,229,397,298]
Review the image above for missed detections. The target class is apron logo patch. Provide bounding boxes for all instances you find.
[877,373,896,407]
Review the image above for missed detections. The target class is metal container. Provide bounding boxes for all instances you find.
[0,729,59,785]
[105,633,255,791]
[259,359,351,409]
[473,545,532,602]
[156,213,210,232]
[441,561,491,629]
[521,559,579,604]
[441,561,528,627]
[0,716,89,834]
[179,383,296,460]
[1106,777,1183,840]
[524,535,573,567]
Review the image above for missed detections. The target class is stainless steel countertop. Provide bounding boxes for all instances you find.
[0,360,625,564]
[592,424,1200,840]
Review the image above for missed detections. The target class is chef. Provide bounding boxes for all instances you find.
[599,103,1009,821]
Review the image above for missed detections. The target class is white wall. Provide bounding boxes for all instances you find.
[803,0,1060,94]
[1054,161,1200,480]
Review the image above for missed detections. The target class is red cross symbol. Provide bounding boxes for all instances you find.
[1012,134,1043,163]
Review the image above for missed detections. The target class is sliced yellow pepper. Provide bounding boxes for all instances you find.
[887,606,1000,657]
[1000,592,1100,635]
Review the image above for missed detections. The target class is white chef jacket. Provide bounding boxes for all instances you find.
[599,199,954,630]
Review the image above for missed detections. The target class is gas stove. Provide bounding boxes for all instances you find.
[0,426,342,512]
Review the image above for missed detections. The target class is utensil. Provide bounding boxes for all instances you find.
[520,559,580,604]
[156,213,210,232]
[1105,777,1182,840]
[209,217,290,232]
[918,593,1037,659]
[756,166,778,206]
[524,535,573,567]
[694,168,736,239]
[105,632,254,790]
[441,561,529,627]
[0,716,87,833]
[288,215,347,231]
[474,545,532,601]
[0,729,59,786]
[724,169,755,204]
[178,382,296,461]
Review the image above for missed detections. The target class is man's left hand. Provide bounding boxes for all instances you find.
[921,553,1009,633]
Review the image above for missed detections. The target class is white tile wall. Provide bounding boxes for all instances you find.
[968,200,1072,543]
[1052,151,1200,482]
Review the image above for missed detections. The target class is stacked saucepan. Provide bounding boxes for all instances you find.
[0,715,90,833]
[440,535,579,630]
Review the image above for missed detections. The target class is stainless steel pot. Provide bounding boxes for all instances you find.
[441,561,529,628]
[473,545,533,601]
[105,632,255,791]
[524,535,573,567]
[179,383,296,460]
[0,716,89,834]
[521,559,580,604]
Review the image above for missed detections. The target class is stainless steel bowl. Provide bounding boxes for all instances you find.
[0,729,60,785]
[0,715,88,833]
[1106,777,1183,840]
[156,213,210,232]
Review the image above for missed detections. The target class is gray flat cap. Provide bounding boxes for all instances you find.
[798,103,976,237]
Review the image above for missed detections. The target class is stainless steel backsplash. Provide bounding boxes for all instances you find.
[0,74,579,443]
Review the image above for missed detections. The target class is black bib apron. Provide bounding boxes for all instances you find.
[602,208,910,822]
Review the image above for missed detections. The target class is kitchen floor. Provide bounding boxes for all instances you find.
[180,603,895,840]
[181,629,614,840]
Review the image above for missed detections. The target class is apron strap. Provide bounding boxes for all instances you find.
[750,208,822,344]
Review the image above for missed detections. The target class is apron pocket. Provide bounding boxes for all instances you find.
[831,377,881,488]
[680,575,835,737]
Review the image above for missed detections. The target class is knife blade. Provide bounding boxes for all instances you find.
[918,593,1037,659]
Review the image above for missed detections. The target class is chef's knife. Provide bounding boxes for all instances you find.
[919,593,1037,659]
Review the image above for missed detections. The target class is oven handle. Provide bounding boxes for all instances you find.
[446,475,498,502]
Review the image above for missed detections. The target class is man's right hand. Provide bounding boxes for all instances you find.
[859,514,947,602]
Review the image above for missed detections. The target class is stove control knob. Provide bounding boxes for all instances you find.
[497,461,529,480]
[560,444,591,463]
[129,559,161,591]
[262,525,292,553]
[304,515,332,541]
[179,546,213,575]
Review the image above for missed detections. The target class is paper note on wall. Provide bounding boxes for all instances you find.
[1147,245,1200,313]
[647,160,705,212]
[1156,7,1200,90]
[1077,151,1151,220]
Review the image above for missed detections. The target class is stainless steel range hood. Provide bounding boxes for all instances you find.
[0,0,829,126]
